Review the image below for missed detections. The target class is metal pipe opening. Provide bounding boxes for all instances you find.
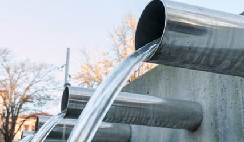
[135,0,244,77]
[135,0,166,49]
[61,87,69,113]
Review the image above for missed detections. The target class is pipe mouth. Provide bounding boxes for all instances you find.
[61,87,70,113]
[135,0,166,50]
[34,117,39,132]
[21,131,25,139]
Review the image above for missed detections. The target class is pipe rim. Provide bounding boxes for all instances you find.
[34,116,39,132]
[21,131,25,139]
[135,0,167,50]
[61,87,70,113]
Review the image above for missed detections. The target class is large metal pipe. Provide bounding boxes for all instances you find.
[34,116,131,142]
[135,0,244,77]
[61,86,202,131]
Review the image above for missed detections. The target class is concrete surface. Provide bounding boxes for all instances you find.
[123,65,244,142]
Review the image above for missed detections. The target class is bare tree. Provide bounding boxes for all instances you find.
[110,13,157,82]
[74,49,114,88]
[0,48,57,142]
[110,13,136,63]
[74,13,157,88]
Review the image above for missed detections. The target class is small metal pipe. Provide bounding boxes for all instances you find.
[135,0,244,77]
[21,131,34,139]
[21,131,63,142]
[61,86,202,131]
[35,116,131,142]
[44,140,64,142]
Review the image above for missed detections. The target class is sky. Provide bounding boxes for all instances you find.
[0,0,243,70]
[0,0,243,113]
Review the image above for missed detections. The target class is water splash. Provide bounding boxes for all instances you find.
[68,39,159,142]
[19,134,34,142]
[31,112,65,142]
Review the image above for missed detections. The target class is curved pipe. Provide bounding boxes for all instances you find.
[35,116,131,142]
[135,0,244,77]
[61,86,202,131]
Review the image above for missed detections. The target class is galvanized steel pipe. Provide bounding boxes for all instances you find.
[34,116,131,142]
[61,86,202,131]
[135,0,244,77]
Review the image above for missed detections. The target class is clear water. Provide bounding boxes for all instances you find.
[67,40,159,142]
[19,135,34,142]
[31,112,65,142]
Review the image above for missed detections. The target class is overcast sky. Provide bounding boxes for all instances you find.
[0,0,243,113]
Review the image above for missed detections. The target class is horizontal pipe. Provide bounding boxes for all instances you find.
[61,86,202,131]
[135,0,244,77]
[44,140,64,142]
[21,131,65,142]
[34,116,131,142]
[21,132,63,142]
[15,138,67,142]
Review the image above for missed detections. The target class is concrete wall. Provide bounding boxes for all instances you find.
[123,65,244,142]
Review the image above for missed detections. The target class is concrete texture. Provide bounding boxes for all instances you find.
[122,65,244,142]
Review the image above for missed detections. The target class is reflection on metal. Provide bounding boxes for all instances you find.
[34,116,131,142]
[61,86,202,131]
[135,0,244,77]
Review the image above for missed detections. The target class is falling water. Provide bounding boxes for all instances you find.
[68,39,160,142]
[31,112,66,142]
[19,134,34,142]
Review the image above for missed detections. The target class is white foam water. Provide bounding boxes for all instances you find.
[31,112,65,142]
[68,40,159,142]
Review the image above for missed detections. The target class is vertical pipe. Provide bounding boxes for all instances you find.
[64,48,70,87]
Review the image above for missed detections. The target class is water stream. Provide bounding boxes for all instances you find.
[30,112,66,142]
[67,39,159,142]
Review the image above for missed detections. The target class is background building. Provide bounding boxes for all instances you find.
[0,92,51,142]
[13,113,51,140]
